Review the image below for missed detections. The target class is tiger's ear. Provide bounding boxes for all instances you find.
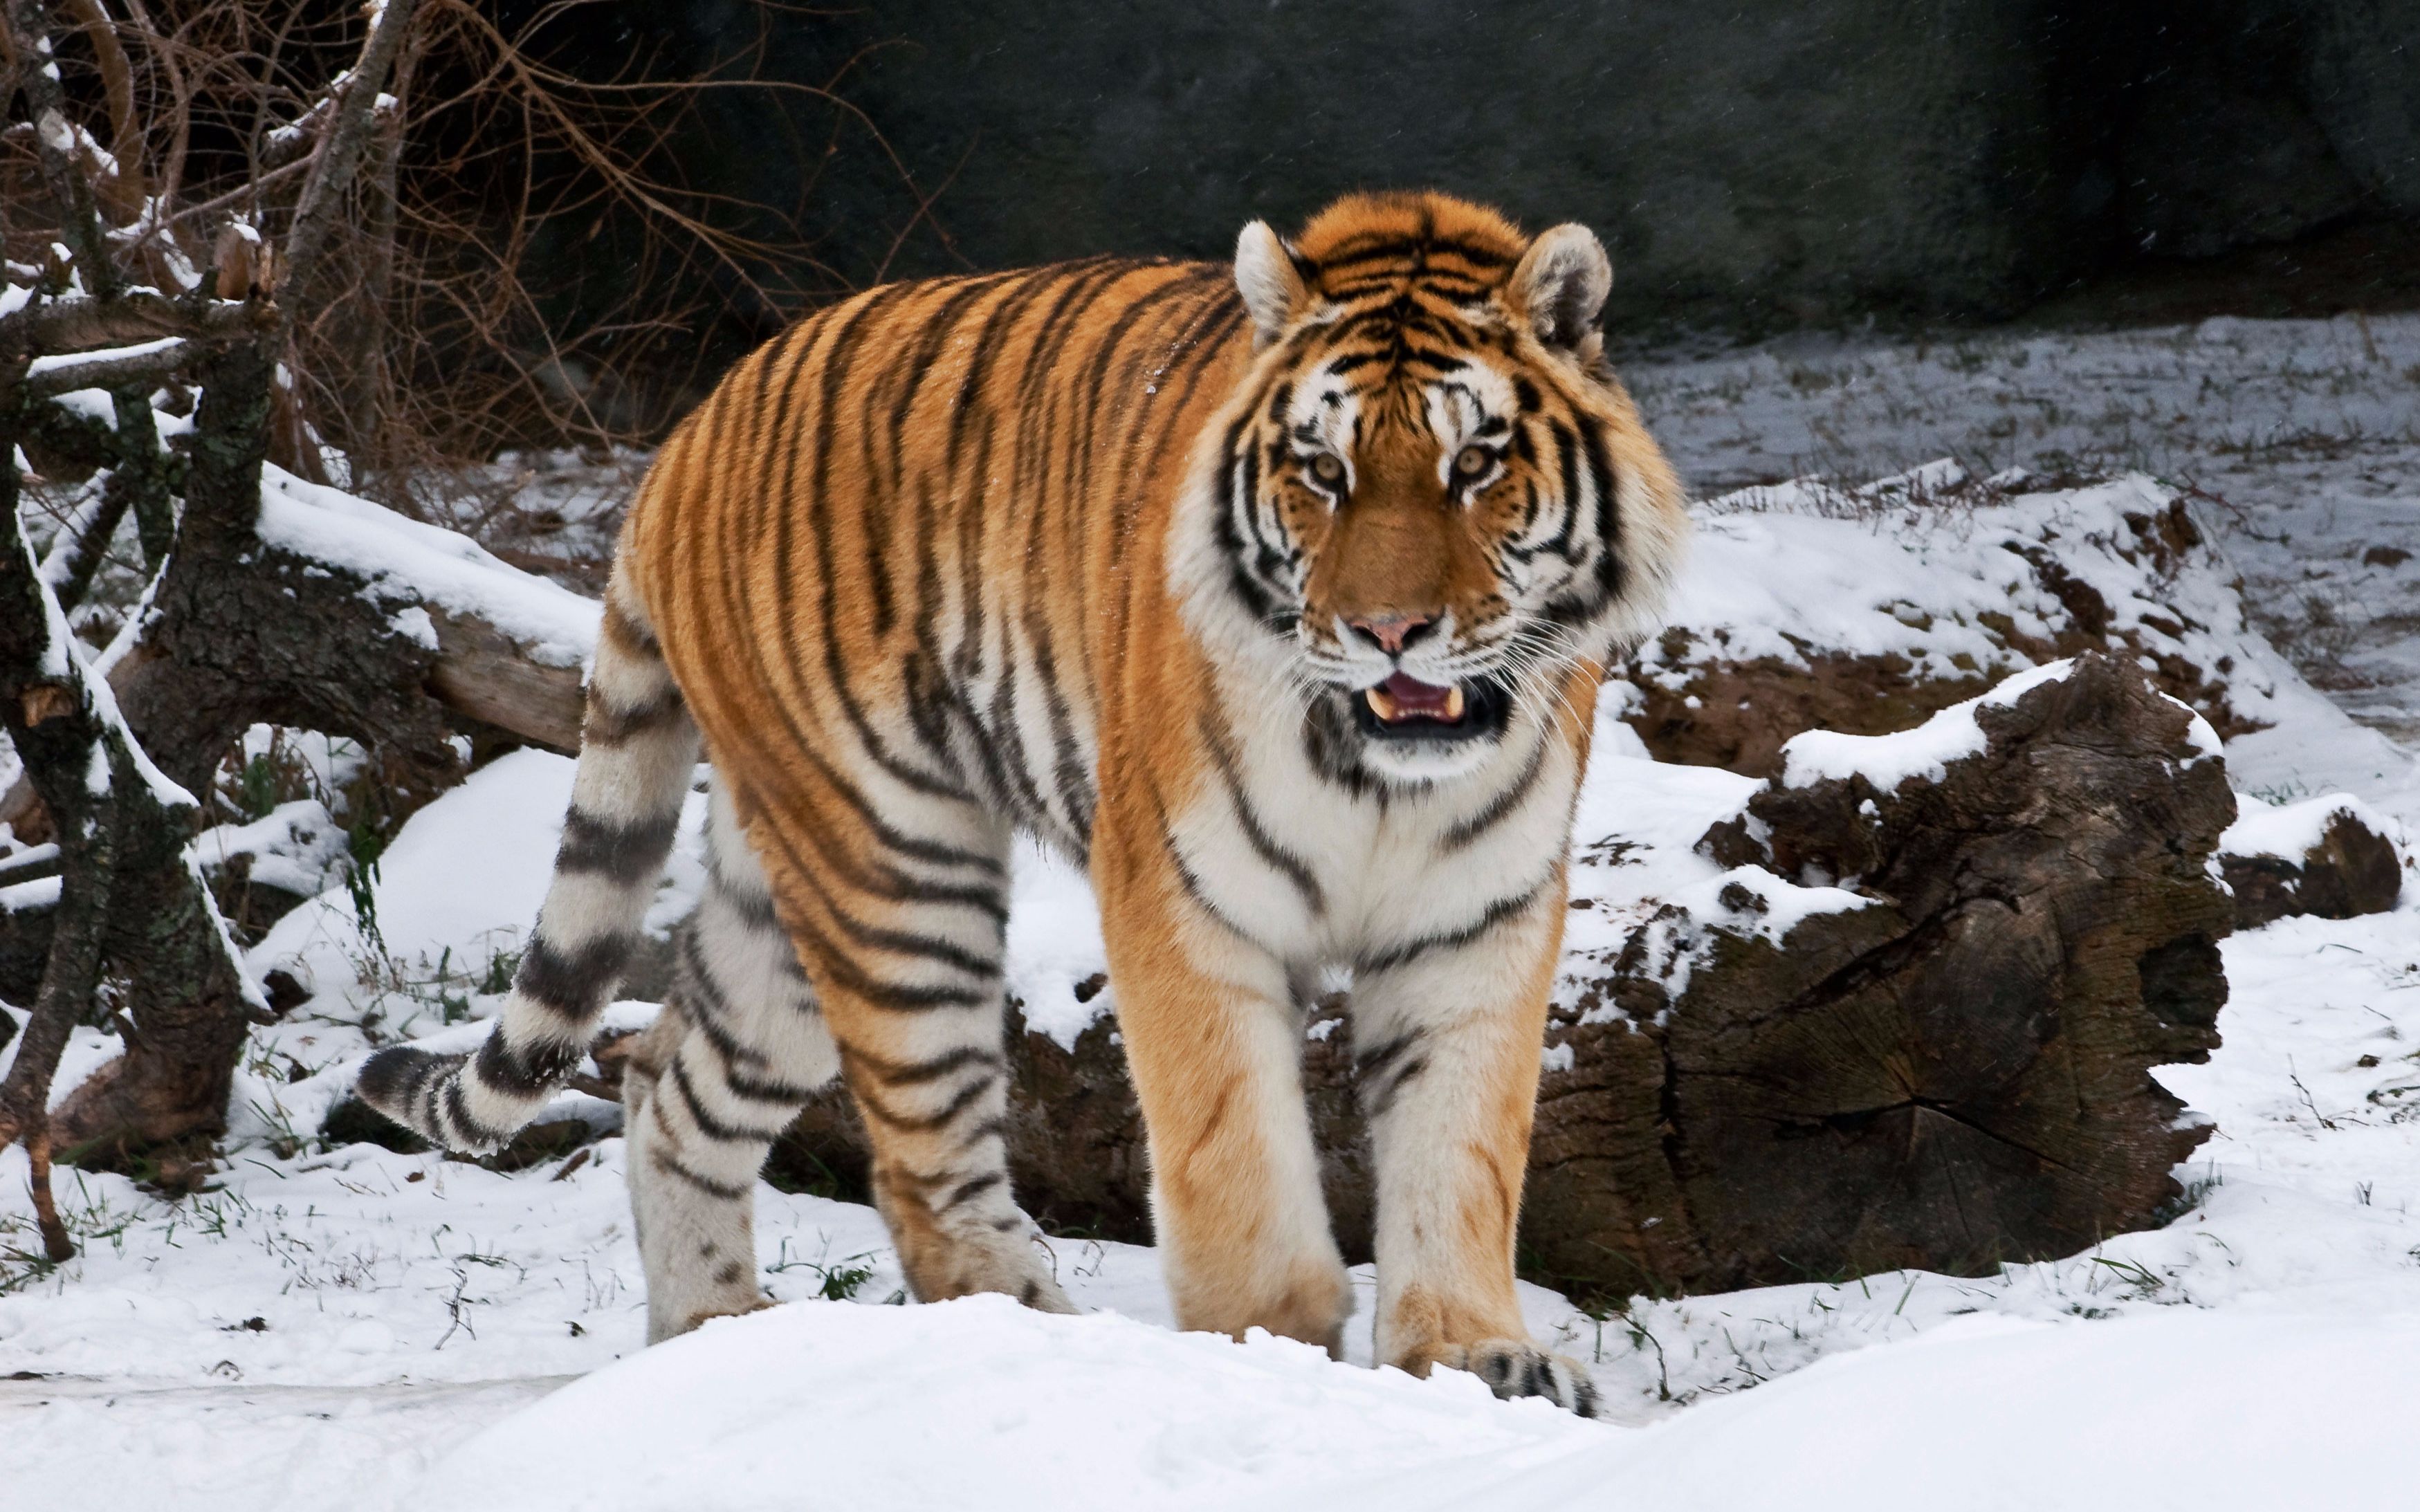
[1235,220,1310,347]
[1510,223,1612,350]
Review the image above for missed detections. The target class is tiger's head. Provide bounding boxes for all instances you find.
[1177,191,1688,786]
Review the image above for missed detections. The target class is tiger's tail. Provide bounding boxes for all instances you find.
[356,571,698,1154]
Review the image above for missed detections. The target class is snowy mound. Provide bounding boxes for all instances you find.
[421,1296,1607,1512]
[1528,1311,2420,1512]
[417,1299,2420,1512]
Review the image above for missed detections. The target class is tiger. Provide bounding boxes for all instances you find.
[359,190,1687,1416]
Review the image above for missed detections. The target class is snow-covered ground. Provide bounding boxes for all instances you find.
[4,315,2419,1510]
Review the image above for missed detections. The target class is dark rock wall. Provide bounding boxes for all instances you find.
[622,0,2417,331]
[2305,0,2420,215]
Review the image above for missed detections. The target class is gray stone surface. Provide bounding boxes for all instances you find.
[763,0,2093,326]
[636,1,2419,329]
[2305,0,2420,214]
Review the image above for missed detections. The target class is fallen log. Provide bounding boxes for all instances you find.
[1618,472,2277,776]
[0,469,594,844]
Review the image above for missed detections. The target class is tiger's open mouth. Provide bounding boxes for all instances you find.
[1350,670,1512,744]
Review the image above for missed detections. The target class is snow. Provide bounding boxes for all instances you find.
[427,1296,1607,1512]
[197,799,347,901]
[1490,1311,2420,1511]
[2221,791,2403,862]
[1004,838,1117,1049]
[254,463,602,670]
[1,873,61,912]
[1779,658,2082,790]
[8,313,2420,1509]
[26,337,181,377]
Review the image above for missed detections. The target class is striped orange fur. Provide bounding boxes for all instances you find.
[360,190,1687,1414]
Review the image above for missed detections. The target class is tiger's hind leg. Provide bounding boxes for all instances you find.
[747,785,1074,1315]
[623,781,840,1343]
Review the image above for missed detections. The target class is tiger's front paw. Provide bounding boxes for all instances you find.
[1429,1338,1602,1418]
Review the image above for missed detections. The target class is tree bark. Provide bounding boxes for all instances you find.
[0,0,433,1156]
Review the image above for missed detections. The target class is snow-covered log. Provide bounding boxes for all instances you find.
[1618,470,2293,777]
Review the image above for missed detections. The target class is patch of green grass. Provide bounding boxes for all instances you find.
[768,1237,879,1301]
[2089,1255,2167,1301]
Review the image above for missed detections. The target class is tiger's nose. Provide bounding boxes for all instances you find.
[1345,614,1434,655]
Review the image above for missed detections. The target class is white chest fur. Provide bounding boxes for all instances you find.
[1164,662,1583,972]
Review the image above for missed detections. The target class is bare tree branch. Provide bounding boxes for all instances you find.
[277,0,421,320]
[6,0,119,297]
[24,333,187,394]
[0,288,269,356]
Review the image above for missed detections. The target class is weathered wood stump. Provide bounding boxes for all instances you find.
[2215,799,2404,930]
[1532,656,2233,1293]
[751,654,2233,1297]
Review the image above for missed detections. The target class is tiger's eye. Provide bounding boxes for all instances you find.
[1310,453,1346,487]
[1455,445,1492,478]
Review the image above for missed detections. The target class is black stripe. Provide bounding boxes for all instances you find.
[677,989,769,1078]
[441,1076,506,1149]
[741,785,1012,964]
[1212,418,1278,622]
[1532,419,1584,564]
[706,856,782,931]
[473,1030,582,1099]
[935,1171,1005,1215]
[1439,732,1552,852]
[677,923,733,1015]
[852,1069,998,1134]
[515,932,633,1020]
[739,734,1009,923]
[1105,298,1249,575]
[954,1113,1012,1153]
[950,261,1105,470]
[1356,1028,1424,1081]
[1358,876,1551,975]
[867,273,1024,635]
[726,1064,821,1105]
[827,905,1002,981]
[1027,617,1097,855]
[1579,421,1627,600]
[1149,785,1258,945]
[790,284,967,800]
[844,1042,1003,1087]
[357,1044,434,1105]
[1311,234,1514,275]
[582,685,686,746]
[1200,706,1323,916]
[773,885,996,1013]
[600,600,661,658]
[668,1055,788,1144]
[650,1147,751,1201]
[780,721,1003,878]
[1355,1029,1431,1120]
[1365,1053,1429,1118]
[555,808,681,883]
[987,620,1070,842]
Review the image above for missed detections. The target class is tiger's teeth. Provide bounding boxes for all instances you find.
[1366,687,1401,721]
[1443,685,1465,721]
